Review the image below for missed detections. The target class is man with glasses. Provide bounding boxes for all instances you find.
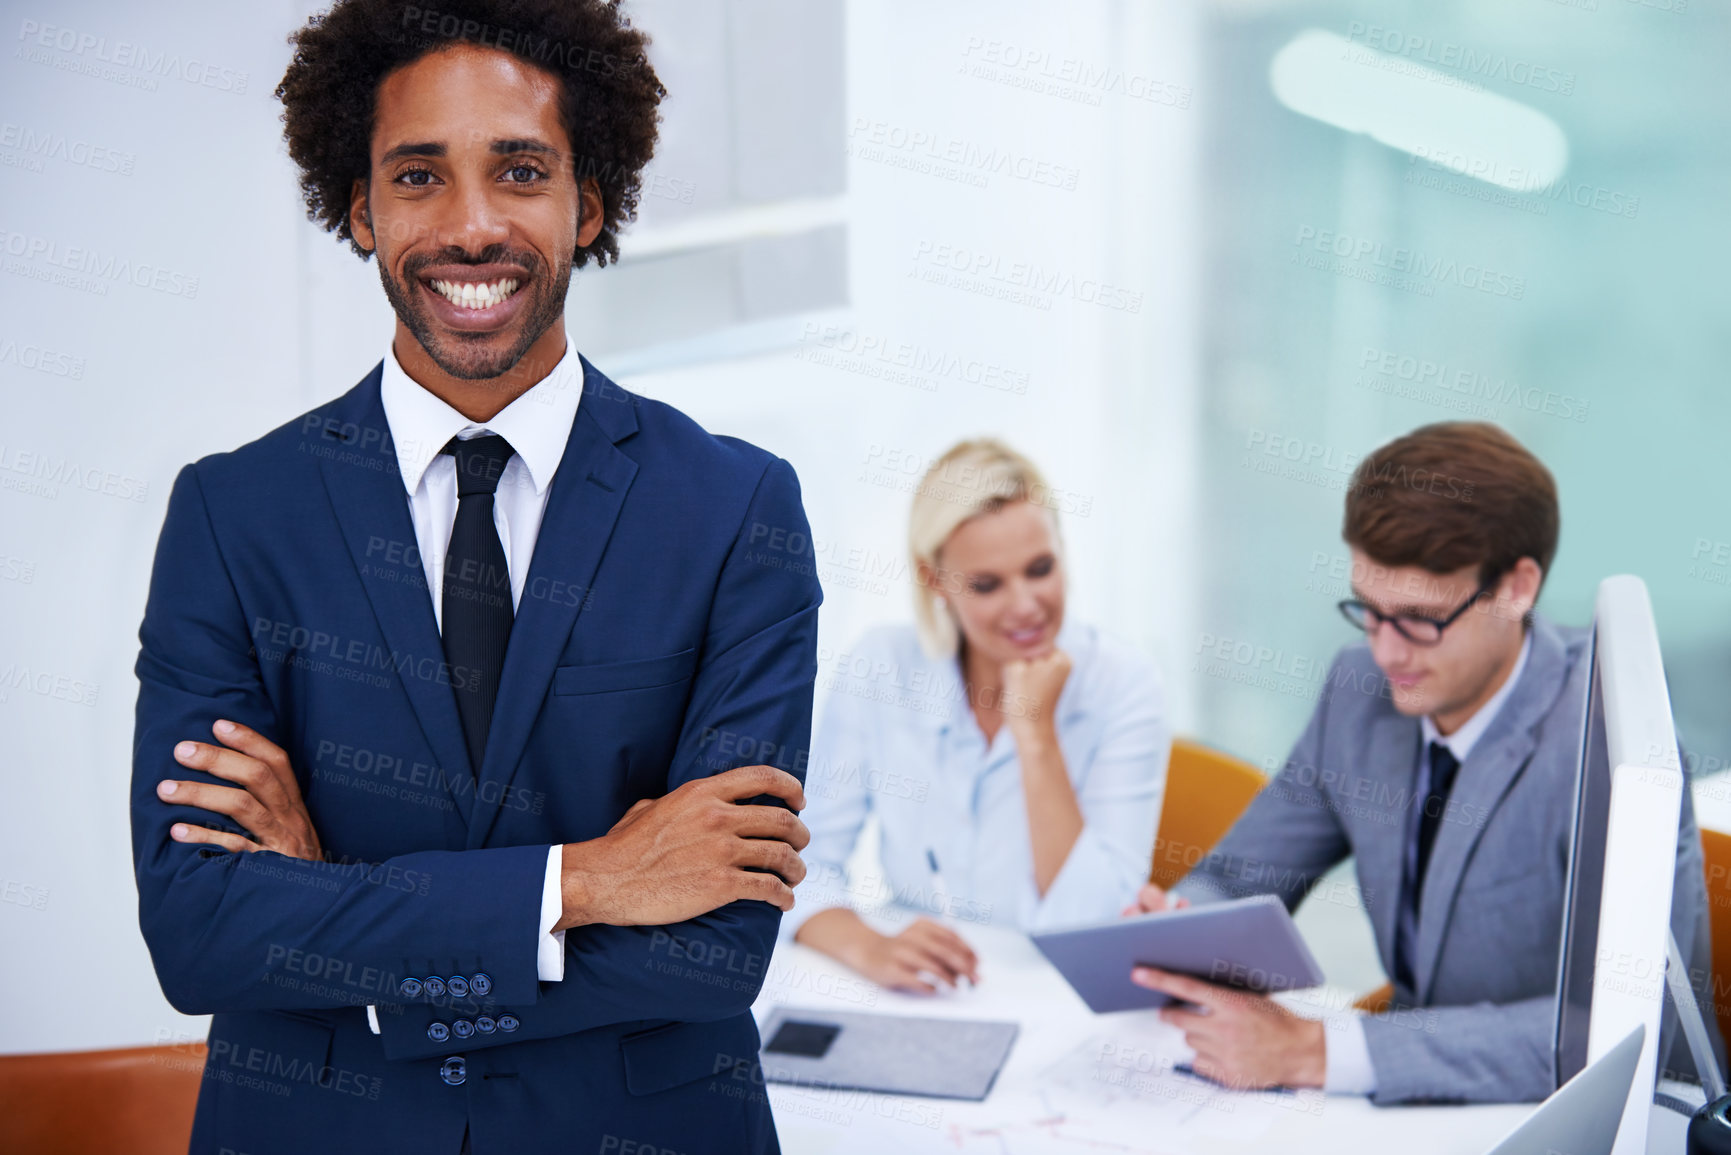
[1127,422,1718,1102]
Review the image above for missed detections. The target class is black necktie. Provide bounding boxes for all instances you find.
[1413,741,1462,898]
[1395,741,1463,991]
[440,434,516,775]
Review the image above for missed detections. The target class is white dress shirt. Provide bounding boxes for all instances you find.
[364,338,585,1032]
[786,621,1170,939]
[1324,630,1534,1094]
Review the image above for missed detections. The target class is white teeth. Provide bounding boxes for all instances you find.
[428,278,521,311]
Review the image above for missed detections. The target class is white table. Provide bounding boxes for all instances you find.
[751,918,1538,1154]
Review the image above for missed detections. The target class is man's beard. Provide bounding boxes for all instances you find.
[377,245,572,382]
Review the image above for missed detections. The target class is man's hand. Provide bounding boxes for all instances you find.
[156,719,324,861]
[1131,966,1326,1089]
[557,765,810,930]
[1121,882,1190,917]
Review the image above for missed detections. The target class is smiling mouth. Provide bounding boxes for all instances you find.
[425,277,522,311]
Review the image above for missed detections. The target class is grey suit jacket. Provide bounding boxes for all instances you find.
[1174,613,1720,1104]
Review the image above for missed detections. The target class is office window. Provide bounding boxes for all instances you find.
[1193,1,1731,774]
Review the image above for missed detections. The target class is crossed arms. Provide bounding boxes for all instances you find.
[132,457,821,1057]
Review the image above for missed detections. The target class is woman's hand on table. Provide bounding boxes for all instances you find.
[852,917,981,994]
[797,908,980,994]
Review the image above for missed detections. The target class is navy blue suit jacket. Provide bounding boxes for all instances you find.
[131,357,821,1154]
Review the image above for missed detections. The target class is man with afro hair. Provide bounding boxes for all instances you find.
[131,4,819,1152]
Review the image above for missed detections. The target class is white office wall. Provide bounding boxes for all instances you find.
[1,0,317,1053]
[0,1,1201,1052]
[629,0,1203,739]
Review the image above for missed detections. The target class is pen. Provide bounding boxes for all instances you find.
[925,846,974,990]
[925,847,952,921]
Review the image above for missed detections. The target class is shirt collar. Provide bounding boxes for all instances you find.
[378,338,583,498]
[1420,629,1534,762]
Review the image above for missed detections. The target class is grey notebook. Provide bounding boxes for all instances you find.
[756,1008,1019,1101]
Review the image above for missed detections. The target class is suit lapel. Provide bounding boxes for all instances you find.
[316,365,477,824]
[1411,729,1537,999]
[1412,620,1571,1001]
[467,358,640,849]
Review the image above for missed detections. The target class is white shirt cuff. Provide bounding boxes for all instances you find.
[1322,1012,1377,1095]
[538,844,566,981]
[366,1004,379,1034]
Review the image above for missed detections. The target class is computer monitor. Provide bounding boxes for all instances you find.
[1553,575,1685,1155]
[1555,619,1609,1083]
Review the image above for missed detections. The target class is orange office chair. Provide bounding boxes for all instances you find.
[1148,737,1268,891]
[1699,827,1731,1047]
[1354,983,1396,1014]
[0,1042,205,1155]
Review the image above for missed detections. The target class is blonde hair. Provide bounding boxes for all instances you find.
[908,438,1061,658]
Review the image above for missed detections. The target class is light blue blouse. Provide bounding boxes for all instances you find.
[784,621,1170,938]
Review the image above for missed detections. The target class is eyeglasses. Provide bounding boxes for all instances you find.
[1337,579,1496,646]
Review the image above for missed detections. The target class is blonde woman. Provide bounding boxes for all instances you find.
[786,439,1170,992]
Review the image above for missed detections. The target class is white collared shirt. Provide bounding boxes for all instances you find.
[786,621,1170,939]
[1325,630,1535,1094]
[378,339,584,633]
[364,339,583,1032]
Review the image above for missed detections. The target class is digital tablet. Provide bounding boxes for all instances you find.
[1030,894,1326,1013]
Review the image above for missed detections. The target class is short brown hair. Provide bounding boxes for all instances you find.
[1343,422,1559,584]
